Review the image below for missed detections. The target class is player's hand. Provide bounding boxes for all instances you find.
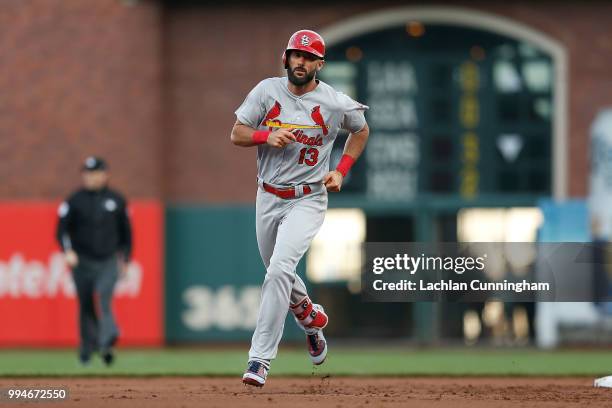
[323,170,344,192]
[64,249,79,268]
[266,128,296,148]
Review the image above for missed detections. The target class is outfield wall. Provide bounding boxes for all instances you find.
[164,206,304,342]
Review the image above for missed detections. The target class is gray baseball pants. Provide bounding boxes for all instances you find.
[72,255,120,357]
[248,183,328,362]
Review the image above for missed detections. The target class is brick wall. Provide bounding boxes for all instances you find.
[2,1,611,202]
[0,0,163,199]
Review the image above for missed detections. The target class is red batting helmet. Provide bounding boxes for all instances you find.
[283,29,325,69]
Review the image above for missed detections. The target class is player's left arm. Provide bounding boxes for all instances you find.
[323,123,369,192]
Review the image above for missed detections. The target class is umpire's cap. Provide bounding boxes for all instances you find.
[82,156,108,171]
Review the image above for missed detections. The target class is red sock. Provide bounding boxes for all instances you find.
[291,297,327,328]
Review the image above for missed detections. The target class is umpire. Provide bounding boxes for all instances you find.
[56,156,132,366]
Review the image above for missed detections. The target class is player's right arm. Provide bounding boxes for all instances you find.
[230,121,296,148]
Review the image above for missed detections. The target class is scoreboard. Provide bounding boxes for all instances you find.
[321,24,553,203]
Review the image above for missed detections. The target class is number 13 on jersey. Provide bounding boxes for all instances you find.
[298,147,319,166]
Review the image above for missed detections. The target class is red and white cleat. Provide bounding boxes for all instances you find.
[307,330,328,365]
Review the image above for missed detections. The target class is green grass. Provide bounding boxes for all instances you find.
[0,348,610,377]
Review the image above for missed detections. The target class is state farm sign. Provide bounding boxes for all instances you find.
[0,252,142,299]
[0,201,162,346]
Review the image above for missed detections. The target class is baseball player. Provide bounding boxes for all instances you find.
[231,29,369,387]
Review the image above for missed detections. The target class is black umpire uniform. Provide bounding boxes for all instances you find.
[56,157,132,365]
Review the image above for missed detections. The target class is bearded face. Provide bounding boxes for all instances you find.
[287,66,316,86]
[286,50,322,86]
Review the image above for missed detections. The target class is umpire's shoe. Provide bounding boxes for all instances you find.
[242,360,269,387]
[78,352,92,367]
[101,334,118,366]
[101,350,114,366]
[307,330,328,365]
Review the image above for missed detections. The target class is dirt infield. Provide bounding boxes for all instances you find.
[1,377,611,407]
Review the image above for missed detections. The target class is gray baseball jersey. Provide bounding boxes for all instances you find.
[235,77,368,186]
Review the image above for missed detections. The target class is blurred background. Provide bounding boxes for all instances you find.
[1,0,612,353]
